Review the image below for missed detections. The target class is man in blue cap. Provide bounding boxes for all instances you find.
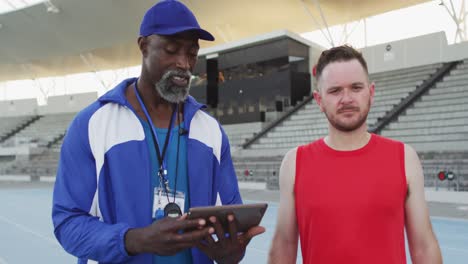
[52,1,264,263]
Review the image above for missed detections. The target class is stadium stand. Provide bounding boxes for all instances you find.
[0,93,96,180]
[222,122,263,149]
[235,59,466,189]
[368,63,443,126]
[0,32,467,192]
[381,59,468,152]
[0,113,70,178]
[377,59,468,191]
[420,152,468,191]
[8,113,75,147]
[234,156,283,190]
[1,151,58,180]
[0,115,39,143]
[0,155,15,171]
[246,98,328,153]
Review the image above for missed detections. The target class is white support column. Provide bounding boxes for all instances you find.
[214,25,230,43]
[312,0,334,46]
[43,0,60,13]
[20,64,50,104]
[300,0,334,46]
[364,18,367,47]
[339,20,361,45]
[79,53,109,93]
[34,79,49,104]
[441,0,468,43]
[3,0,18,10]
[339,23,348,44]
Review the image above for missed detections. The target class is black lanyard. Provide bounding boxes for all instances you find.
[133,80,177,194]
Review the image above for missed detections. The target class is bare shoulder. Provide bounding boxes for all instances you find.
[404,143,423,186]
[280,147,298,175]
[404,144,419,161]
[279,147,298,192]
[282,147,298,166]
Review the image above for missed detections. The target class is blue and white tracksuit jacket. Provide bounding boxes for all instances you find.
[52,77,242,264]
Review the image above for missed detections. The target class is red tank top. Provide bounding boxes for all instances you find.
[295,134,407,264]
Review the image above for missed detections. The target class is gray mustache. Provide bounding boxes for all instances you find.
[164,70,191,80]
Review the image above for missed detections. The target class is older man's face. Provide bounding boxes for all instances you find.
[142,31,199,103]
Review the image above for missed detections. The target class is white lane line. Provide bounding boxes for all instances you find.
[0,215,60,247]
[0,256,9,264]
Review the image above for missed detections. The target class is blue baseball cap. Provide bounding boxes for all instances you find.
[140,0,215,41]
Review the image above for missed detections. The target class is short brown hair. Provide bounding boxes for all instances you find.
[315,45,368,81]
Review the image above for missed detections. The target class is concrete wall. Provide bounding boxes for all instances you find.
[358,31,468,74]
[0,92,97,117]
[361,32,449,74]
[38,92,97,115]
[307,31,468,81]
[443,40,468,62]
[0,99,38,117]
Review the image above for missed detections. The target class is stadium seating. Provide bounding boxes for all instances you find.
[233,155,282,190]
[0,115,38,144]
[420,152,468,191]
[9,113,75,147]
[0,61,466,191]
[368,63,442,126]
[381,59,468,152]
[222,122,263,149]
[232,62,467,189]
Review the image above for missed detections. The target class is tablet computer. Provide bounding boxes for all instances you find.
[188,203,268,233]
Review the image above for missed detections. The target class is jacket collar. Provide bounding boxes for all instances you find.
[98,77,137,106]
[98,77,207,128]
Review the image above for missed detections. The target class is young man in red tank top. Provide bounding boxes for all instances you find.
[268,45,442,264]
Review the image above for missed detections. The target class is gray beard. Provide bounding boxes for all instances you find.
[155,70,192,103]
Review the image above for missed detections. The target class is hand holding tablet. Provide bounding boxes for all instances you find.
[188,203,268,232]
[188,203,268,263]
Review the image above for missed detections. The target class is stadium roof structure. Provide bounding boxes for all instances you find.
[0,0,431,82]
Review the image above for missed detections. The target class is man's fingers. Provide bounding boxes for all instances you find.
[239,226,266,246]
[168,217,207,231]
[210,216,226,243]
[227,214,238,243]
[246,226,266,238]
[175,226,214,243]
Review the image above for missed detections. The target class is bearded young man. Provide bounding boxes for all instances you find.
[52,1,264,263]
[268,45,442,264]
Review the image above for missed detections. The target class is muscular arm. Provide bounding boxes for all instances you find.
[404,144,442,264]
[268,148,299,264]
